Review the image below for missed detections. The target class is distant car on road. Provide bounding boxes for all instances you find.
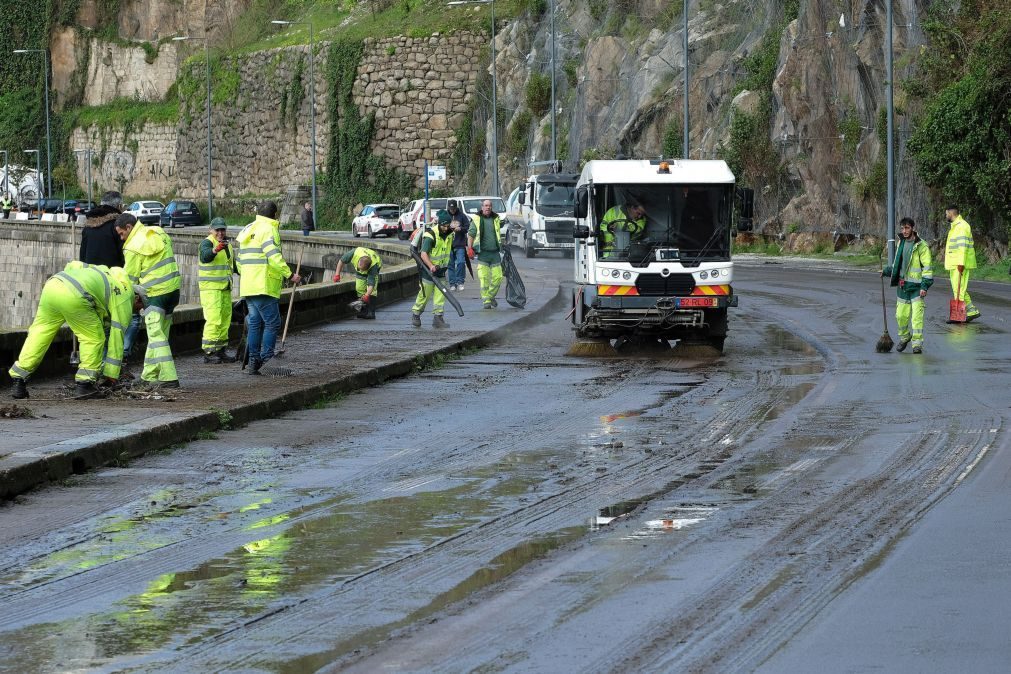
[399,200,422,239]
[353,203,401,238]
[60,200,96,217]
[160,200,202,228]
[126,200,165,225]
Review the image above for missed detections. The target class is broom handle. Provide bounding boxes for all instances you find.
[880,249,889,328]
[279,248,304,348]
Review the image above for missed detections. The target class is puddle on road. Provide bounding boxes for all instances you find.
[600,410,645,424]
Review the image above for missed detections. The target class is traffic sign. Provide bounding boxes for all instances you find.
[427,165,446,181]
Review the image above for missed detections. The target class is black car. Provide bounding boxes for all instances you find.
[62,200,97,217]
[41,198,64,214]
[159,200,203,228]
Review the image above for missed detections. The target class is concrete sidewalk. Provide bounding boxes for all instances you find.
[0,268,563,500]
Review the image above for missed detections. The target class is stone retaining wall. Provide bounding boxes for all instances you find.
[71,124,179,198]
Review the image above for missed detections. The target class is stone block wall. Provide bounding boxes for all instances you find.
[71,124,178,199]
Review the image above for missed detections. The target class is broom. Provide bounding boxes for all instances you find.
[564,287,616,357]
[876,251,895,353]
[274,247,304,358]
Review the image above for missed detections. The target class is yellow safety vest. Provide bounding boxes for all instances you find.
[59,262,135,379]
[421,227,453,267]
[944,215,976,270]
[123,223,181,298]
[470,215,502,253]
[198,234,234,291]
[236,215,293,298]
[350,247,382,279]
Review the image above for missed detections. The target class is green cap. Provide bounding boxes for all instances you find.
[210,217,227,230]
[436,209,451,225]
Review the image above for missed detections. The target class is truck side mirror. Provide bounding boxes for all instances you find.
[573,224,591,239]
[574,186,588,219]
[518,191,526,206]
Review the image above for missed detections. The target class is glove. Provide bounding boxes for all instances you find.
[362,294,371,303]
[467,247,475,259]
[213,242,226,253]
[332,273,342,282]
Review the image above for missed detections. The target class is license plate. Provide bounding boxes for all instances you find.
[676,297,718,308]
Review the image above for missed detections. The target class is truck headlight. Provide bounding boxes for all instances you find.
[534,232,547,244]
[700,271,709,280]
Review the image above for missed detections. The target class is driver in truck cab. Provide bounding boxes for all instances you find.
[599,200,647,256]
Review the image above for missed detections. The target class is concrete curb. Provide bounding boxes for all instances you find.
[0,286,567,500]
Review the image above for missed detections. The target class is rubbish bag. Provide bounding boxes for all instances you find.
[501,247,526,309]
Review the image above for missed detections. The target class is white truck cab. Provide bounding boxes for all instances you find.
[571,159,740,352]
[511,172,579,257]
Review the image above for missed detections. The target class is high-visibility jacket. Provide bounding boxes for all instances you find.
[236,215,292,298]
[1,196,11,209]
[944,215,976,270]
[61,262,134,379]
[420,226,453,268]
[600,205,646,251]
[470,214,502,253]
[888,238,933,293]
[198,235,235,291]
[348,247,382,281]
[123,223,181,298]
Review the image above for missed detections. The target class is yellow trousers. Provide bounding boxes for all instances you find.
[477,261,503,306]
[200,288,232,354]
[141,306,177,382]
[949,269,980,318]
[412,281,445,315]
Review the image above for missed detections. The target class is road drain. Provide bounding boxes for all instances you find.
[260,366,295,377]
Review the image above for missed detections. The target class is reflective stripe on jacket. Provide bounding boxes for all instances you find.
[350,247,382,280]
[235,215,292,298]
[59,261,134,378]
[600,205,646,250]
[890,238,933,290]
[123,223,181,297]
[944,216,976,270]
[198,234,234,291]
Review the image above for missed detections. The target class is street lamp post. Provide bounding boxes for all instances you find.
[271,19,317,223]
[448,0,500,196]
[683,0,689,159]
[24,149,40,218]
[0,150,8,200]
[885,0,896,265]
[173,35,214,222]
[73,148,95,205]
[550,0,557,162]
[13,49,52,198]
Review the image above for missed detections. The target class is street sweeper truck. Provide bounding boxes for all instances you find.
[569,159,741,354]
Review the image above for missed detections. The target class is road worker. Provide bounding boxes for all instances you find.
[411,209,454,329]
[333,246,382,319]
[466,199,504,309]
[883,217,933,354]
[944,205,980,323]
[9,262,142,399]
[114,213,182,390]
[199,218,237,362]
[236,201,300,375]
[1,193,12,218]
[599,199,647,257]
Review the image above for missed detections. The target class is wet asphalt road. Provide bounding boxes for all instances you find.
[2,253,1011,672]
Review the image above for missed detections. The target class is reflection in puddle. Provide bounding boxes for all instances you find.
[600,410,644,423]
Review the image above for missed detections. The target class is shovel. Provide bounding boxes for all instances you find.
[275,247,304,358]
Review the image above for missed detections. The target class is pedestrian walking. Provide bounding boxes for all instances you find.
[944,205,980,323]
[199,218,237,362]
[301,202,315,236]
[411,210,454,328]
[9,262,142,399]
[114,213,182,389]
[466,199,504,309]
[883,217,933,353]
[333,246,382,319]
[236,201,301,374]
[446,199,471,291]
[1,193,12,218]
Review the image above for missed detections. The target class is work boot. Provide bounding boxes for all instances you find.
[966,312,981,323]
[203,351,222,364]
[74,381,99,399]
[216,348,237,363]
[363,303,377,320]
[411,313,422,328]
[432,314,449,329]
[11,378,28,400]
[157,380,181,389]
[490,298,498,308]
[248,359,263,376]
[912,345,923,354]
[896,338,910,353]
[483,302,494,310]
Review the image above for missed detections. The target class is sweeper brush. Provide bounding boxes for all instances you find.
[565,338,615,357]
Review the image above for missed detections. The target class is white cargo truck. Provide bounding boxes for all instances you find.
[510,172,579,257]
[570,159,741,352]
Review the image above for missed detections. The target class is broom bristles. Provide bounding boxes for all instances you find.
[565,339,615,357]
[876,332,894,353]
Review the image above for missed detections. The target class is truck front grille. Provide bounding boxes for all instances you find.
[545,219,575,243]
[635,273,696,296]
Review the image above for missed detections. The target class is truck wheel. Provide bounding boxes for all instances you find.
[525,238,537,258]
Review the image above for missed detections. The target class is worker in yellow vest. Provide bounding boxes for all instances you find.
[114,213,182,389]
[9,262,142,399]
[411,210,454,329]
[944,205,980,323]
[198,218,237,362]
[333,246,382,319]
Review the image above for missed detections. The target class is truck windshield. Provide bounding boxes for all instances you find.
[595,183,733,263]
[534,182,575,216]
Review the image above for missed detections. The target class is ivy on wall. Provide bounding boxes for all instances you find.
[320,40,413,229]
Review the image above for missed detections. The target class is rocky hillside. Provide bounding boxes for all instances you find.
[7,1,1008,245]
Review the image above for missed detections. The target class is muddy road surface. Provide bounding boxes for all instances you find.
[2,256,1010,672]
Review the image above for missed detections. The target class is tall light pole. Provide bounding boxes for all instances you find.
[173,35,214,222]
[549,0,557,162]
[272,19,317,223]
[73,148,95,205]
[14,49,52,198]
[683,0,689,158]
[885,0,896,265]
[0,150,8,200]
[24,149,40,217]
[448,0,500,196]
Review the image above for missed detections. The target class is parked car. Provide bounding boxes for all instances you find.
[400,197,449,235]
[126,200,165,225]
[40,198,64,214]
[61,200,96,217]
[159,200,202,228]
[450,195,510,237]
[399,200,421,238]
[352,203,401,238]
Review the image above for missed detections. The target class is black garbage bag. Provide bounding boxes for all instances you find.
[501,247,526,309]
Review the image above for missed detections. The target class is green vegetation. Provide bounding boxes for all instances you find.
[505,110,533,159]
[525,73,551,117]
[73,99,179,131]
[661,116,682,159]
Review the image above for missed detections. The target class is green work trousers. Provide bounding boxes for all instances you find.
[9,277,105,384]
[412,281,445,316]
[141,306,177,382]
[200,288,232,354]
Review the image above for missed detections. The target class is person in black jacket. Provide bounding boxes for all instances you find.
[301,201,315,236]
[79,191,125,268]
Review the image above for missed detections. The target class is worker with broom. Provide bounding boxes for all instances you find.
[333,247,382,319]
[236,201,301,375]
[883,217,933,354]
